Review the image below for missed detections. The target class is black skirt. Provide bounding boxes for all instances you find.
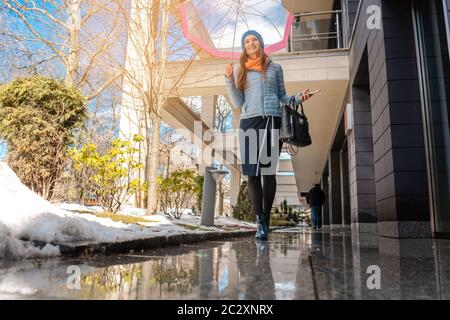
[239,116,283,176]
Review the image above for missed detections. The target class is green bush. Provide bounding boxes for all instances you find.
[270,214,296,227]
[231,180,255,223]
[157,169,201,219]
[69,135,146,213]
[0,76,86,199]
[194,175,204,215]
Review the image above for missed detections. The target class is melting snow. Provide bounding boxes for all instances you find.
[0,162,255,260]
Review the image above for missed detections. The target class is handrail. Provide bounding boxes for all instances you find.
[294,10,342,17]
[289,9,343,53]
[348,0,362,50]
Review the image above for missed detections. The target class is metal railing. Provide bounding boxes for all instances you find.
[289,10,343,52]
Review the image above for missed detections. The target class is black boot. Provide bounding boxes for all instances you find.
[255,213,268,241]
[265,212,271,232]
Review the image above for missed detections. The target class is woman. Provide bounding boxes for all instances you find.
[224,30,310,241]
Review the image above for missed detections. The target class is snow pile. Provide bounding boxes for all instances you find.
[0,162,256,260]
[0,162,156,259]
[0,222,60,260]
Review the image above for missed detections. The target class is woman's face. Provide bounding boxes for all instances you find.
[244,35,261,57]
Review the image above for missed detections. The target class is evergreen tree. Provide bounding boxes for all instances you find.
[0,76,87,199]
[231,180,255,222]
[194,175,204,215]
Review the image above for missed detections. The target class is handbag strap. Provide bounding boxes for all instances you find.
[297,100,305,115]
[289,94,305,115]
[287,143,298,156]
[288,95,297,108]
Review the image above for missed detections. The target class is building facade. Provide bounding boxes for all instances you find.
[322,0,450,238]
[120,0,450,239]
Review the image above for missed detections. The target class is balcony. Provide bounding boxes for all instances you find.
[288,10,344,53]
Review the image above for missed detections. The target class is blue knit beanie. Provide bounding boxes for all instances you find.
[241,30,264,50]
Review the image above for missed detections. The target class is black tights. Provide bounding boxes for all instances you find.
[247,174,277,225]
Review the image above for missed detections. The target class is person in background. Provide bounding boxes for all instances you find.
[306,184,325,229]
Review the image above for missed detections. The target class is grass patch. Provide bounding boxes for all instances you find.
[76,211,159,225]
[215,225,244,232]
[175,223,212,231]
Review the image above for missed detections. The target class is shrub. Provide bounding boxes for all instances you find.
[157,169,200,219]
[231,181,255,223]
[270,214,296,227]
[69,135,146,213]
[0,76,86,199]
[194,175,204,215]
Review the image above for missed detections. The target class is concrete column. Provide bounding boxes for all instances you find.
[340,143,351,227]
[119,87,148,208]
[223,94,241,129]
[348,87,377,234]
[201,95,217,129]
[374,1,430,238]
[321,174,330,227]
[229,164,241,207]
[198,248,214,299]
[328,151,343,228]
[199,96,217,174]
[226,245,240,299]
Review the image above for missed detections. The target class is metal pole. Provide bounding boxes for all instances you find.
[290,17,294,52]
[336,11,341,49]
[201,166,217,226]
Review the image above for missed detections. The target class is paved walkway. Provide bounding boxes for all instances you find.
[1,228,450,299]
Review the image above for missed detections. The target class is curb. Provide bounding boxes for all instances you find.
[50,229,258,257]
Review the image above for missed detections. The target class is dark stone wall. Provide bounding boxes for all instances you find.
[349,0,430,236]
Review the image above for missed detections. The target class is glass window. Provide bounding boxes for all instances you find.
[413,0,450,235]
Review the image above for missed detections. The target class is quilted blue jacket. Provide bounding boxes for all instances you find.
[225,59,301,119]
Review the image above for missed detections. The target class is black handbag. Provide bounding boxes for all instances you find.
[280,95,312,155]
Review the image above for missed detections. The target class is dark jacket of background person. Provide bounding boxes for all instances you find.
[306,184,325,207]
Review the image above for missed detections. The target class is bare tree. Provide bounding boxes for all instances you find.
[2,0,124,99]
[159,128,183,178]
[216,176,231,217]
[2,1,128,204]
[117,0,197,214]
[2,0,127,147]
[215,95,233,133]
[0,9,51,80]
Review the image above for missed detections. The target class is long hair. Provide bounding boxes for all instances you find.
[236,44,269,91]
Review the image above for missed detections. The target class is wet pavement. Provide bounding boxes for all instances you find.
[1,227,450,299]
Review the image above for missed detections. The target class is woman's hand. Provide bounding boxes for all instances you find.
[300,89,310,101]
[225,63,233,78]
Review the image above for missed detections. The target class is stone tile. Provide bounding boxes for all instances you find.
[2,230,450,300]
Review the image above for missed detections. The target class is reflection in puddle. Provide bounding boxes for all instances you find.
[1,230,450,299]
[0,234,310,300]
[78,256,199,299]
